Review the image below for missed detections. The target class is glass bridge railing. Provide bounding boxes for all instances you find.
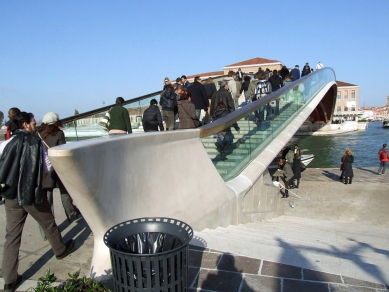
[199,68,336,181]
[60,69,335,182]
[61,75,228,142]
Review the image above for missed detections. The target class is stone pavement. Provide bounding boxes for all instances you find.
[283,167,389,226]
[0,167,388,291]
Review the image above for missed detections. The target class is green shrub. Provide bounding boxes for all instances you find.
[28,269,111,292]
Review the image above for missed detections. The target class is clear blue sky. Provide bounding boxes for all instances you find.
[1,0,388,121]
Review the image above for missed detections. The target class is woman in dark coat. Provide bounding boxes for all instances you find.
[292,144,302,188]
[37,112,81,239]
[177,91,199,129]
[203,78,217,124]
[341,149,354,184]
[240,75,251,102]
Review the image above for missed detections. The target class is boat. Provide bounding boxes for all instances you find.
[383,120,389,128]
[269,149,315,169]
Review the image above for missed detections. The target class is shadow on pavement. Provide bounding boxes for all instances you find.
[21,218,91,280]
[322,170,341,181]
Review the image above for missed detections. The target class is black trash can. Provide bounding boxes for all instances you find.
[104,217,193,292]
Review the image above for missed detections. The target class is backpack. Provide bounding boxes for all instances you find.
[286,150,294,163]
[380,150,388,160]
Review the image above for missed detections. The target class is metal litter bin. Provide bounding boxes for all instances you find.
[104,217,193,292]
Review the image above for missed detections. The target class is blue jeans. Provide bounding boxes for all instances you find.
[195,109,201,119]
[378,161,387,174]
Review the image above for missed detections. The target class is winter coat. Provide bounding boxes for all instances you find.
[292,149,302,179]
[0,130,44,205]
[282,162,294,181]
[224,77,237,98]
[210,88,235,117]
[235,81,242,98]
[142,105,164,132]
[341,155,354,178]
[280,67,290,80]
[290,68,300,81]
[268,74,283,92]
[188,81,209,110]
[301,65,311,77]
[38,128,66,189]
[240,80,250,93]
[378,148,389,162]
[204,83,217,99]
[159,89,178,112]
[177,100,197,129]
[108,105,132,133]
[247,79,260,100]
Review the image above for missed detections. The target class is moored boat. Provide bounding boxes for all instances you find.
[269,149,315,169]
[383,120,389,128]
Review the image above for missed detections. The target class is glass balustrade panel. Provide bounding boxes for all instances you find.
[201,69,335,181]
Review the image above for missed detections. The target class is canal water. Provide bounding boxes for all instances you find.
[295,122,389,168]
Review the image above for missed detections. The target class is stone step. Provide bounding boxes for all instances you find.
[194,217,389,284]
[193,229,344,276]
[225,224,338,247]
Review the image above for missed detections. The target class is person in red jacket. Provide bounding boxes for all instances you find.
[378,143,388,175]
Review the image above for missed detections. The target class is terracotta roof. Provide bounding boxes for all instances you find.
[224,57,280,68]
[186,71,224,79]
[336,80,357,87]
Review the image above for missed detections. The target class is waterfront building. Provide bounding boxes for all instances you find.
[333,80,359,120]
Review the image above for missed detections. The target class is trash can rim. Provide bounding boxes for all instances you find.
[103,217,193,256]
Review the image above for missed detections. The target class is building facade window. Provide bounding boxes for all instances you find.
[351,106,356,111]
[344,106,348,111]
[337,106,341,112]
[337,91,341,100]
[351,90,355,101]
[344,90,348,101]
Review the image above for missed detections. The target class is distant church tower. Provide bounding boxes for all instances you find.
[387,95,389,106]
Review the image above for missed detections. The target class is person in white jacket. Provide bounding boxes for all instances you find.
[316,61,324,70]
[225,71,237,109]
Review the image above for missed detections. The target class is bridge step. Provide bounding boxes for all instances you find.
[193,215,389,285]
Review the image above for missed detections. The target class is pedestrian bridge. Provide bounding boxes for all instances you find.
[49,68,337,277]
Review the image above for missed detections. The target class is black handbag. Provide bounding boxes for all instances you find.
[192,119,202,128]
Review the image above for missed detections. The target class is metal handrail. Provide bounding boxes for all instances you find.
[61,90,162,124]
[61,74,228,124]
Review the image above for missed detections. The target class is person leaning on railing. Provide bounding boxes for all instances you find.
[108,97,132,135]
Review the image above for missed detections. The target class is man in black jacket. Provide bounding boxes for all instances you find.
[188,76,209,119]
[210,80,235,117]
[159,85,177,131]
[268,70,283,116]
[142,99,164,132]
[0,112,76,292]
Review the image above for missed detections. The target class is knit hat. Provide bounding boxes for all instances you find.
[42,112,59,124]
